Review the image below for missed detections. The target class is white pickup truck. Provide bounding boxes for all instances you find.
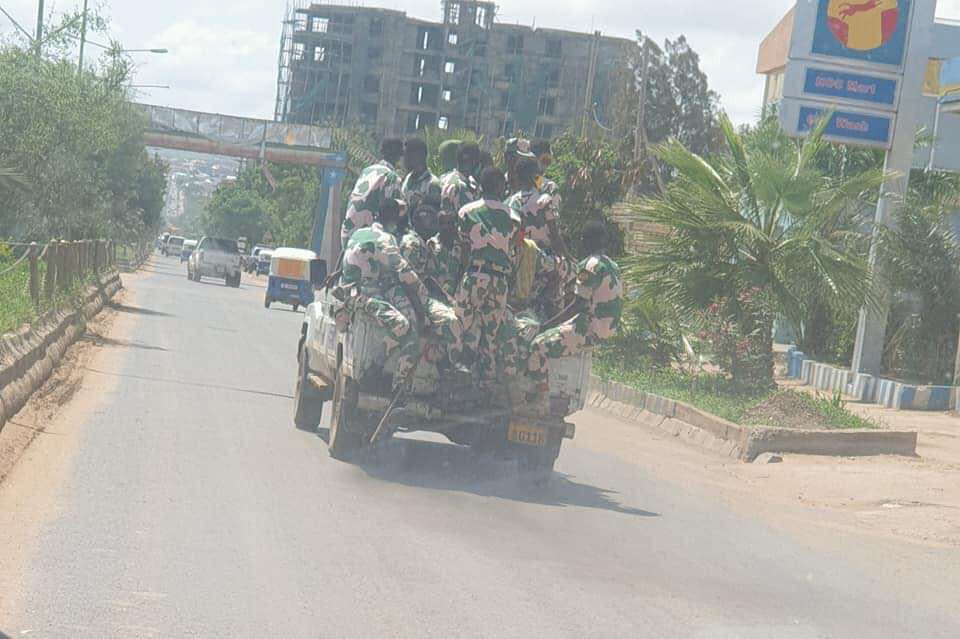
[187,237,243,287]
[293,286,590,474]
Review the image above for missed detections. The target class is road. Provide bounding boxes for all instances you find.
[1,257,959,638]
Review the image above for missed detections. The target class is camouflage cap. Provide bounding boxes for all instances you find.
[505,137,536,159]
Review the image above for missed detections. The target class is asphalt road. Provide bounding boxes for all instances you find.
[1,256,958,638]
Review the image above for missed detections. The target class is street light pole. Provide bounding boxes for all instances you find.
[34,0,43,57]
[77,0,88,72]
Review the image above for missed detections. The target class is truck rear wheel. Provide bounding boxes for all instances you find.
[328,368,363,460]
[293,352,324,432]
[521,430,563,475]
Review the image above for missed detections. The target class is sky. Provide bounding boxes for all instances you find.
[3,0,960,125]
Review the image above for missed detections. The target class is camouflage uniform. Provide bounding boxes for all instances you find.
[451,198,516,379]
[339,223,430,385]
[341,160,402,249]
[401,169,442,215]
[506,188,569,311]
[397,228,462,357]
[426,234,464,300]
[528,254,623,383]
[439,169,480,216]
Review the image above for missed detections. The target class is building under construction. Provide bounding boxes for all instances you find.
[274,0,634,139]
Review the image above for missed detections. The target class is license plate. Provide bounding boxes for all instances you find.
[281,283,298,290]
[508,422,547,447]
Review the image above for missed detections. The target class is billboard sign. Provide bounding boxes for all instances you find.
[797,105,893,145]
[802,66,899,106]
[810,0,911,67]
[940,57,960,112]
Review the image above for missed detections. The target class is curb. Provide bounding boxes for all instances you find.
[0,271,123,432]
[787,349,954,411]
[588,374,918,461]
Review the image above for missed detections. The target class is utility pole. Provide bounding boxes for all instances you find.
[633,39,650,162]
[77,0,88,72]
[34,0,44,57]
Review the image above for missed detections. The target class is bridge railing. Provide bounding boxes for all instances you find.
[134,103,334,150]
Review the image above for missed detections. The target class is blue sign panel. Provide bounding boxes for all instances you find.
[797,106,893,145]
[803,67,898,105]
[811,0,911,67]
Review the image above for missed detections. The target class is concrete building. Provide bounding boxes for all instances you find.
[274,0,634,140]
[756,7,960,171]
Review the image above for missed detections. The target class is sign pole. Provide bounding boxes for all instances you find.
[850,0,937,376]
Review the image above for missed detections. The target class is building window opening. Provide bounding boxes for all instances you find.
[419,58,426,76]
[294,12,308,31]
[415,113,422,129]
[538,96,556,115]
[292,42,305,61]
[507,34,523,54]
[444,61,456,74]
[369,18,383,36]
[311,17,329,33]
[314,46,326,62]
[448,32,459,45]
[417,86,425,104]
[421,30,431,50]
[447,2,460,24]
[546,39,561,58]
[442,89,452,102]
[438,116,449,130]
[475,6,487,27]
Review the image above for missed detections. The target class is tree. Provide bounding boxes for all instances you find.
[881,170,960,384]
[607,34,719,171]
[628,113,884,390]
[0,19,165,243]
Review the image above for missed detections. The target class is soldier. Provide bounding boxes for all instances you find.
[397,203,463,368]
[506,155,571,317]
[450,167,517,380]
[340,138,404,249]
[527,221,623,403]
[440,142,482,216]
[504,137,532,193]
[426,207,464,300]
[338,197,430,391]
[531,138,561,214]
[401,137,441,216]
[438,139,461,174]
[506,155,568,259]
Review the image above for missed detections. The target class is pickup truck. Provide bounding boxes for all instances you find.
[187,237,243,287]
[293,286,589,474]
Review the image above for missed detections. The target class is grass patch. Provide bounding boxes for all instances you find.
[594,356,878,430]
[0,261,34,334]
[593,358,768,423]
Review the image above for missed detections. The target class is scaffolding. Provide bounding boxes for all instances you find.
[275,0,308,122]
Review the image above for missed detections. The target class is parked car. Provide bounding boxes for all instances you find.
[245,245,272,273]
[163,235,185,257]
[187,237,243,287]
[180,239,198,262]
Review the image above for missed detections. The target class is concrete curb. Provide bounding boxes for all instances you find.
[787,349,954,411]
[588,374,918,461]
[0,271,123,432]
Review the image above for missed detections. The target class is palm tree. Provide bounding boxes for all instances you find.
[625,113,884,389]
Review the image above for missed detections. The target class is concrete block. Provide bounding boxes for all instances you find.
[744,428,917,460]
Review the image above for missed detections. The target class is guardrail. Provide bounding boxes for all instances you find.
[3,239,116,314]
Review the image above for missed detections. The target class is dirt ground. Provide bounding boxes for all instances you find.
[577,379,960,551]
[0,286,127,484]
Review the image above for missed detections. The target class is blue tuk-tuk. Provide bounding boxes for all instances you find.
[265,247,321,311]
